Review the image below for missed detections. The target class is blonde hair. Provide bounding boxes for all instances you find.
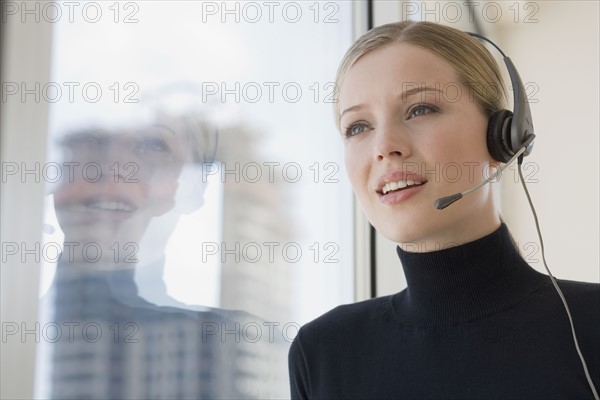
[334,21,507,131]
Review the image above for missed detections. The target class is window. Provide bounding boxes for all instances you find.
[1,1,361,398]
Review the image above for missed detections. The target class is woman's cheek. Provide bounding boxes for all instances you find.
[344,146,366,189]
[142,177,179,216]
[52,180,86,206]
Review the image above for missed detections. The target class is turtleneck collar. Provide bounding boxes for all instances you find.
[52,260,145,308]
[391,224,547,325]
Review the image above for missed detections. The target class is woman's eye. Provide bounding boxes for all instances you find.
[63,132,105,149]
[135,138,171,154]
[408,104,436,119]
[345,123,368,138]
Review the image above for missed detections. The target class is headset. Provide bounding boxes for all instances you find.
[435,32,536,210]
[437,31,599,400]
[467,32,535,164]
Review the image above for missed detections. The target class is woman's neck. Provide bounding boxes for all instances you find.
[392,223,546,324]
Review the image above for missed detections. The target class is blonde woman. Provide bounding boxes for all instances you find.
[288,21,599,399]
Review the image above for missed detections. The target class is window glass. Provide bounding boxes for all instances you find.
[35,2,355,398]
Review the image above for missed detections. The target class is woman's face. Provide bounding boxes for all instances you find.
[339,43,500,250]
[53,125,191,259]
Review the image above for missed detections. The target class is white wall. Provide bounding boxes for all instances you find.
[497,1,599,283]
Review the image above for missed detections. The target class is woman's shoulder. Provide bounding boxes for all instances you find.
[527,277,600,324]
[295,294,398,343]
[556,277,600,290]
[541,277,600,301]
[553,277,600,307]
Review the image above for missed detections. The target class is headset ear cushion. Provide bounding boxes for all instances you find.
[486,109,513,163]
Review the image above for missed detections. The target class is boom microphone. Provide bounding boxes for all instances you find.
[434,134,535,210]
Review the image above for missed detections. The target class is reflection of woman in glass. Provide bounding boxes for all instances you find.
[43,109,287,399]
[53,114,212,267]
[289,21,599,399]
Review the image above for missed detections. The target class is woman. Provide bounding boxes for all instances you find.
[288,21,599,399]
[52,110,216,266]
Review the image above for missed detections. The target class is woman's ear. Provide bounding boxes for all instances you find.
[173,164,208,214]
[485,109,514,164]
[151,179,180,217]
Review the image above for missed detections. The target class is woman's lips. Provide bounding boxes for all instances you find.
[84,200,135,213]
[375,171,428,193]
[374,170,428,205]
[56,196,139,222]
[378,182,427,204]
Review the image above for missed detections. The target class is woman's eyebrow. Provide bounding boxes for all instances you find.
[150,124,177,136]
[339,85,445,122]
[339,104,365,121]
[399,85,444,102]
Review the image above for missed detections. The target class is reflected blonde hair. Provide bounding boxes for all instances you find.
[334,21,507,131]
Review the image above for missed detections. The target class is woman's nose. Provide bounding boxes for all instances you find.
[373,122,411,161]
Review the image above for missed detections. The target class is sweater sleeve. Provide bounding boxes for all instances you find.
[288,333,310,400]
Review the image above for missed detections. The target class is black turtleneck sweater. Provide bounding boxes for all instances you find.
[288,224,600,399]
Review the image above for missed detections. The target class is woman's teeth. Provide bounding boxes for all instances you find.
[382,179,423,195]
[88,201,134,212]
